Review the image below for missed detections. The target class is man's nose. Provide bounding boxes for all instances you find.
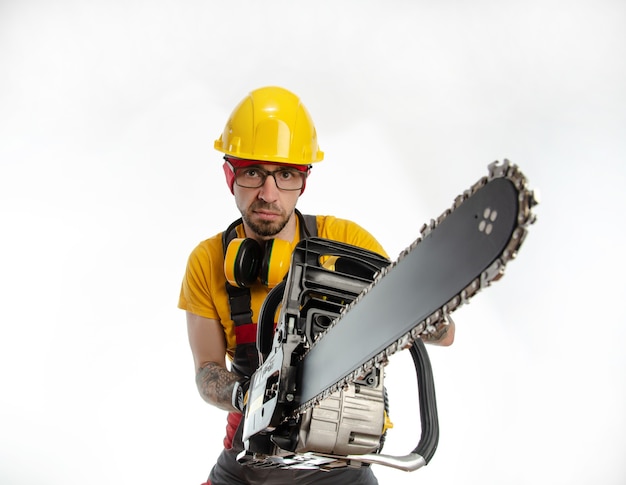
[258,174,280,201]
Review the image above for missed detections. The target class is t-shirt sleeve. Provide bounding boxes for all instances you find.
[317,216,389,259]
[178,242,221,320]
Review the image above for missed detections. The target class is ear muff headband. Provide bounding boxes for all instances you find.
[223,210,310,288]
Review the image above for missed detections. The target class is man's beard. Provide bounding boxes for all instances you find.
[241,202,291,238]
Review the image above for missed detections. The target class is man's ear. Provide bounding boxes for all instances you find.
[222,161,235,194]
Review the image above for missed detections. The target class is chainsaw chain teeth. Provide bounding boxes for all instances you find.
[295,160,538,415]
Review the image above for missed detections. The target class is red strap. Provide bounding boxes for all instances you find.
[234,323,257,344]
[224,412,243,449]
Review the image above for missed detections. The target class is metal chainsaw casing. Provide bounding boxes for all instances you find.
[296,373,386,456]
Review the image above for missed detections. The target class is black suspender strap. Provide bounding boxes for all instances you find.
[227,286,254,326]
[222,217,252,327]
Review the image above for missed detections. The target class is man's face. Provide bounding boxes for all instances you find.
[233,163,302,239]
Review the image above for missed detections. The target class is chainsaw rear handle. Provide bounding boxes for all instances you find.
[257,280,286,362]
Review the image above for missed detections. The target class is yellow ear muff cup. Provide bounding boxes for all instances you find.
[224,238,262,287]
[260,239,293,288]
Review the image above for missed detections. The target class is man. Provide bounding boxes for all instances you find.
[179,86,454,485]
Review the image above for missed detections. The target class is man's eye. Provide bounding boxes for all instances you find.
[277,170,296,180]
[243,169,261,177]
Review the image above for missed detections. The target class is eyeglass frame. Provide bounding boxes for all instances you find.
[227,161,310,191]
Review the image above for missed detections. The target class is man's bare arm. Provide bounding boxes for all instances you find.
[195,362,240,412]
[186,312,240,412]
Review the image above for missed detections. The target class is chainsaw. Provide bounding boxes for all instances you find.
[237,160,538,472]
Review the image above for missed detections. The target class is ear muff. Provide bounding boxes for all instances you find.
[224,238,292,288]
[224,238,262,288]
[259,239,292,288]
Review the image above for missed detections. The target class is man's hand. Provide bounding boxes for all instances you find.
[422,318,455,346]
[232,378,250,413]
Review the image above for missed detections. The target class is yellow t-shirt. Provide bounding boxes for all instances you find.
[178,215,387,360]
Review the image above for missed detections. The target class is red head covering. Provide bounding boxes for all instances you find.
[222,157,311,194]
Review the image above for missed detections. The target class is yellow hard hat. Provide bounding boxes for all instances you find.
[214,86,324,165]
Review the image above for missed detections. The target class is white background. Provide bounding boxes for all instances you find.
[1,1,625,484]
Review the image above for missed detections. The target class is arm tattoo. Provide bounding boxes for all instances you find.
[195,362,239,412]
